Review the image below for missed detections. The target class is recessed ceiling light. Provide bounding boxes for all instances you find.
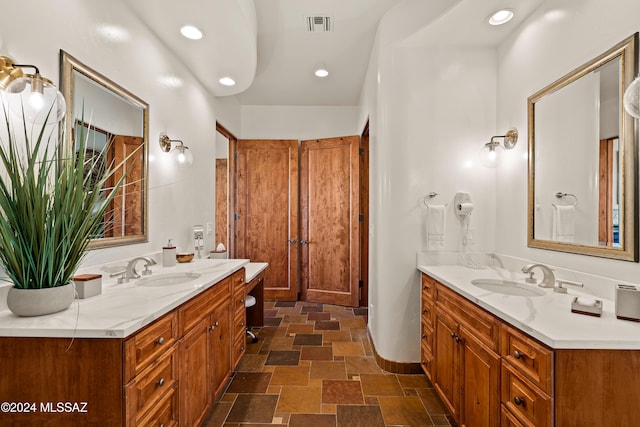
[219,77,236,86]
[488,9,514,26]
[315,68,329,78]
[180,25,203,40]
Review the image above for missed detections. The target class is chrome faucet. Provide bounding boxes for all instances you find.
[521,263,555,288]
[125,256,156,279]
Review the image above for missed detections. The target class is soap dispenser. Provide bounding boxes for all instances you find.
[162,239,176,267]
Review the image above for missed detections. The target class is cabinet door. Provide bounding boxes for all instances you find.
[459,326,501,427]
[180,318,211,427]
[434,308,460,419]
[210,302,232,399]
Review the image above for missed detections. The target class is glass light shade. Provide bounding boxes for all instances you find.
[4,75,66,124]
[623,76,640,119]
[479,142,504,168]
[171,145,193,168]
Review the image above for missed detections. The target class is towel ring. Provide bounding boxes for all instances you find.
[555,192,578,206]
[423,192,448,207]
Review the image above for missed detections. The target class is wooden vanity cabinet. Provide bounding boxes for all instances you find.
[0,268,245,427]
[231,269,247,367]
[422,272,640,427]
[178,274,232,427]
[431,284,501,427]
[420,274,435,380]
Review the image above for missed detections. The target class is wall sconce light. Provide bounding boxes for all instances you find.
[479,128,518,168]
[623,75,640,119]
[0,56,66,124]
[159,133,193,168]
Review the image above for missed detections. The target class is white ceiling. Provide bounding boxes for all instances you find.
[128,0,546,107]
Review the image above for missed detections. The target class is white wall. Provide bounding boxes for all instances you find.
[496,0,640,280]
[0,0,223,265]
[239,105,360,140]
[356,0,502,363]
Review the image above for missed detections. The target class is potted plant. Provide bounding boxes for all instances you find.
[0,106,126,316]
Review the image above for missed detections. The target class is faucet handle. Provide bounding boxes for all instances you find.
[524,271,537,284]
[554,279,584,294]
[142,265,153,276]
[110,270,129,284]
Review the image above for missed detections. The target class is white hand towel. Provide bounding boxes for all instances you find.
[426,205,446,251]
[552,204,575,243]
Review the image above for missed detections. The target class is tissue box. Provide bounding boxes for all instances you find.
[73,274,102,299]
[616,284,640,322]
[209,250,227,259]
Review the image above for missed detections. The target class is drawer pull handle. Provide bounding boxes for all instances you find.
[513,350,524,360]
[422,334,428,340]
[156,378,165,387]
[514,396,525,406]
[156,337,165,345]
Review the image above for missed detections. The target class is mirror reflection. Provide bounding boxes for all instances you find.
[527,34,638,261]
[60,51,149,248]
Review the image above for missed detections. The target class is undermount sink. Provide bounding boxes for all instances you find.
[137,272,202,287]
[470,279,546,297]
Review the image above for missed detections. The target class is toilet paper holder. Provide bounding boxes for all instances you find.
[454,192,473,221]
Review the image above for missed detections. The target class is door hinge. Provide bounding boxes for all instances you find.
[359,148,365,156]
[234,151,239,159]
[359,214,365,222]
[234,213,239,220]
[359,280,364,288]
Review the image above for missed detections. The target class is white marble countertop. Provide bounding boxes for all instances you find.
[245,262,268,283]
[0,258,250,339]
[418,264,640,350]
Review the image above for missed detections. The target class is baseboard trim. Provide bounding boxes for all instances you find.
[367,328,422,374]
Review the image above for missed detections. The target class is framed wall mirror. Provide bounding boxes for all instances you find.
[528,33,638,261]
[60,51,149,249]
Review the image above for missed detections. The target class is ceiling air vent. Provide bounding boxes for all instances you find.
[306,15,333,32]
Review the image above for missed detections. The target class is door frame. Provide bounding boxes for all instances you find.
[215,122,237,257]
[360,121,370,307]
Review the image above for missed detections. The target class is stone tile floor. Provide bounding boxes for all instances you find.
[202,301,456,427]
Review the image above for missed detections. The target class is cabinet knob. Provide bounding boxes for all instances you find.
[156,378,165,387]
[241,346,245,351]
[513,350,523,360]
[155,337,165,345]
[238,277,244,283]
[210,322,219,331]
[454,336,462,343]
[423,285,430,290]
[514,396,524,406]
[239,298,245,304]
[240,322,245,327]
[422,308,429,315]
[450,332,456,339]
[422,334,428,340]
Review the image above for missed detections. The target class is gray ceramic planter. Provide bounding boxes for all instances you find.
[6,283,75,317]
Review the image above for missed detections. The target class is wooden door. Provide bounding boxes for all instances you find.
[107,134,144,238]
[215,158,228,248]
[236,139,299,301]
[180,319,210,427]
[434,308,460,420]
[300,136,360,307]
[359,123,369,307]
[209,303,231,399]
[459,326,500,427]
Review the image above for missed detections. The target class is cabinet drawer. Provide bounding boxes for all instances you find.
[136,382,179,427]
[234,308,246,339]
[501,362,552,427]
[435,283,500,351]
[233,333,246,365]
[179,277,231,335]
[421,297,435,328]
[501,405,528,427]
[422,273,436,299]
[420,342,433,381]
[501,324,553,394]
[126,347,178,423]
[421,321,434,354]
[125,312,178,380]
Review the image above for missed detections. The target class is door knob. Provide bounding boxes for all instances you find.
[300,239,309,245]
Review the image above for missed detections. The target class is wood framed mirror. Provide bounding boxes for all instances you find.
[527,33,638,261]
[60,51,149,249]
